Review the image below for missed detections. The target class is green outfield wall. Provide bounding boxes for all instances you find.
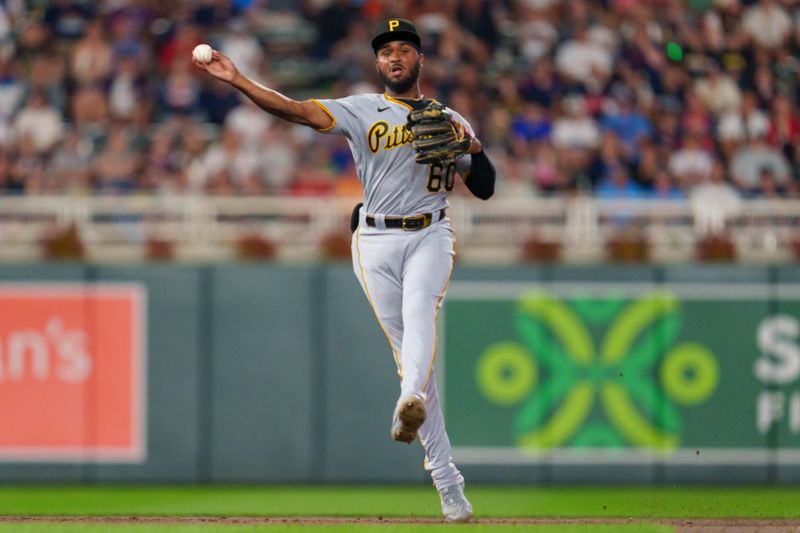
[0,263,798,484]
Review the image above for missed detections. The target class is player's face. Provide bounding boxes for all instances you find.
[375,41,423,94]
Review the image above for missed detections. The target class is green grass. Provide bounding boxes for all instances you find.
[0,485,797,531]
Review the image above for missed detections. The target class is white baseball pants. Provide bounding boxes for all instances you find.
[352,213,464,491]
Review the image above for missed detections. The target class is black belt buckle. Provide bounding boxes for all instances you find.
[402,214,428,231]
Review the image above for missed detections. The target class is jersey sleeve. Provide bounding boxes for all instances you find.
[448,108,476,176]
[311,95,366,138]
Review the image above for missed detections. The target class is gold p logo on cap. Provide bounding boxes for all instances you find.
[389,19,399,31]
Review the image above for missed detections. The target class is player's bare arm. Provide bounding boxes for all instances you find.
[193,48,333,131]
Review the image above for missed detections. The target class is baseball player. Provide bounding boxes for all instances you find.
[193,18,495,523]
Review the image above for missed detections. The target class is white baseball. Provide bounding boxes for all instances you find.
[192,44,213,64]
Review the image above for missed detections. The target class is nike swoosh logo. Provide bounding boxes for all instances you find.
[377,106,390,112]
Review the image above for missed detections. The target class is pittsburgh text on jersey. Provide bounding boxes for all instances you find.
[368,121,413,153]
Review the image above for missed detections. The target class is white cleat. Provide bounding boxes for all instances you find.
[391,395,426,443]
[438,482,473,523]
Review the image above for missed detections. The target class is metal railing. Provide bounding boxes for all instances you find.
[0,195,797,263]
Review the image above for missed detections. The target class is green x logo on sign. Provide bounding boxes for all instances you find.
[474,291,718,451]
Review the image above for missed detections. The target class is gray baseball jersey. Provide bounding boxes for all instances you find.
[312,93,473,216]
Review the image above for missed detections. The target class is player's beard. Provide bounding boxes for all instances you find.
[380,58,421,94]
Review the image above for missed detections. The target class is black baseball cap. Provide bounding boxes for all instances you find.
[371,18,422,54]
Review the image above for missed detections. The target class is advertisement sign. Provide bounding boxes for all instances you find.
[444,283,800,465]
[0,284,146,462]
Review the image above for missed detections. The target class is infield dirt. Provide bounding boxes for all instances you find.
[2,516,800,531]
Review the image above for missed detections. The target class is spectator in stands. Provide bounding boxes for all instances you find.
[495,73,525,116]
[92,127,141,193]
[439,14,492,66]
[600,88,652,161]
[555,25,612,92]
[201,126,262,195]
[693,59,742,116]
[311,0,359,58]
[199,77,241,125]
[456,0,500,54]
[756,165,784,199]
[218,18,264,78]
[0,57,25,126]
[789,141,800,185]
[551,95,600,151]
[690,160,742,235]
[158,61,201,119]
[632,141,665,191]
[70,83,109,130]
[107,52,150,122]
[652,107,681,151]
[0,0,797,206]
[331,22,376,85]
[742,0,792,50]
[751,64,779,108]
[652,64,689,123]
[145,130,179,178]
[730,134,793,195]
[587,131,626,190]
[701,5,727,55]
[0,0,15,61]
[13,91,63,154]
[15,15,51,63]
[105,3,151,63]
[511,102,551,150]
[157,22,202,73]
[514,3,558,66]
[766,93,800,159]
[225,96,273,151]
[668,133,715,189]
[47,130,92,194]
[493,148,539,199]
[257,121,299,194]
[287,143,334,197]
[681,89,714,143]
[43,0,95,41]
[717,91,769,146]
[27,53,67,113]
[0,151,13,193]
[481,105,513,152]
[70,18,113,86]
[530,142,560,194]
[11,133,49,193]
[174,122,208,194]
[646,169,685,201]
[586,8,619,59]
[139,125,182,193]
[772,47,799,100]
[595,164,644,199]
[520,57,562,108]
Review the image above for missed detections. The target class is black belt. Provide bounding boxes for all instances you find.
[366,209,446,231]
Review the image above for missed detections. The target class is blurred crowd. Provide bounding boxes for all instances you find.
[2,0,800,201]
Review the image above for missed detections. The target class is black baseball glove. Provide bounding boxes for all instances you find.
[406,101,471,165]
